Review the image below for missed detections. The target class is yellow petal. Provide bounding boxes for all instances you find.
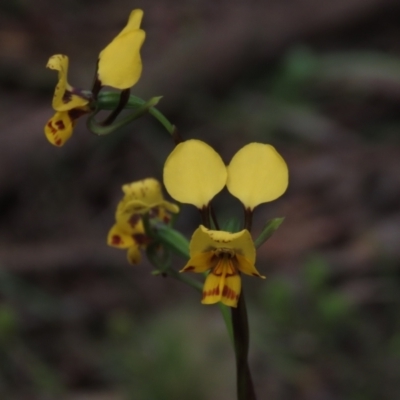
[181,252,215,273]
[226,143,289,210]
[107,224,135,249]
[127,244,142,265]
[189,225,256,265]
[235,254,265,279]
[47,54,89,111]
[201,266,241,307]
[44,111,74,147]
[163,140,227,208]
[98,9,145,89]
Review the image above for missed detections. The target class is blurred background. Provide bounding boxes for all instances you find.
[1,0,400,399]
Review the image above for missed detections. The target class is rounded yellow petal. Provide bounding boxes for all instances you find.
[44,111,74,147]
[226,143,289,210]
[163,140,227,208]
[47,54,88,111]
[107,224,135,249]
[98,9,145,89]
[189,225,255,265]
[127,244,142,265]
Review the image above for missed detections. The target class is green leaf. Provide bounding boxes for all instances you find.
[87,96,162,136]
[153,224,190,259]
[254,218,284,248]
[97,92,176,135]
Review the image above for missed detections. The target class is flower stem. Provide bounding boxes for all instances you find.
[231,290,257,400]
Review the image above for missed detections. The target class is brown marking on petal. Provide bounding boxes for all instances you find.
[128,214,141,227]
[68,108,88,120]
[222,285,238,300]
[133,233,152,246]
[202,286,220,300]
[55,138,62,146]
[62,91,73,104]
[55,120,65,130]
[111,235,123,245]
[252,273,260,277]
[163,215,170,223]
[184,266,195,271]
[47,122,57,134]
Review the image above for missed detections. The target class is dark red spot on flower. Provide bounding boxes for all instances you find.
[185,266,195,271]
[133,233,152,245]
[55,120,65,130]
[55,138,62,146]
[47,122,57,134]
[129,214,140,227]
[111,235,122,245]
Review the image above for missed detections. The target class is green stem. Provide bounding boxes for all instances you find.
[231,290,257,400]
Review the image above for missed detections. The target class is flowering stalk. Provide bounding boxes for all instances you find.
[231,292,256,400]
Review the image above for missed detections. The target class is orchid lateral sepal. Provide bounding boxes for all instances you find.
[87,96,162,136]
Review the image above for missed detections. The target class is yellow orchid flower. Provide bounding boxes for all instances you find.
[44,54,90,147]
[163,140,227,208]
[181,226,265,307]
[45,9,146,146]
[108,178,179,264]
[98,9,146,90]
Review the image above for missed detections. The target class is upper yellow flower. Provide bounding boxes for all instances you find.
[108,178,179,264]
[45,9,146,146]
[181,226,265,307]
[98,9,146,90]
[163,140,288,210]
[44,55,90,147]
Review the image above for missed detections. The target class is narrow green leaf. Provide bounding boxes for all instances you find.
[87,96,162,136]
[97,92,175,135]
[153,224,190,259]
[254,217,284,248]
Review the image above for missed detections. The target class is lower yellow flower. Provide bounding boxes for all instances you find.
[181,226,265,307]
[107,178,179,265]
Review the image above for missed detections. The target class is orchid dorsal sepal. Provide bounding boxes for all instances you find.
[254,217,285,249]
[87,96,162,136]
[97,9,145,90]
